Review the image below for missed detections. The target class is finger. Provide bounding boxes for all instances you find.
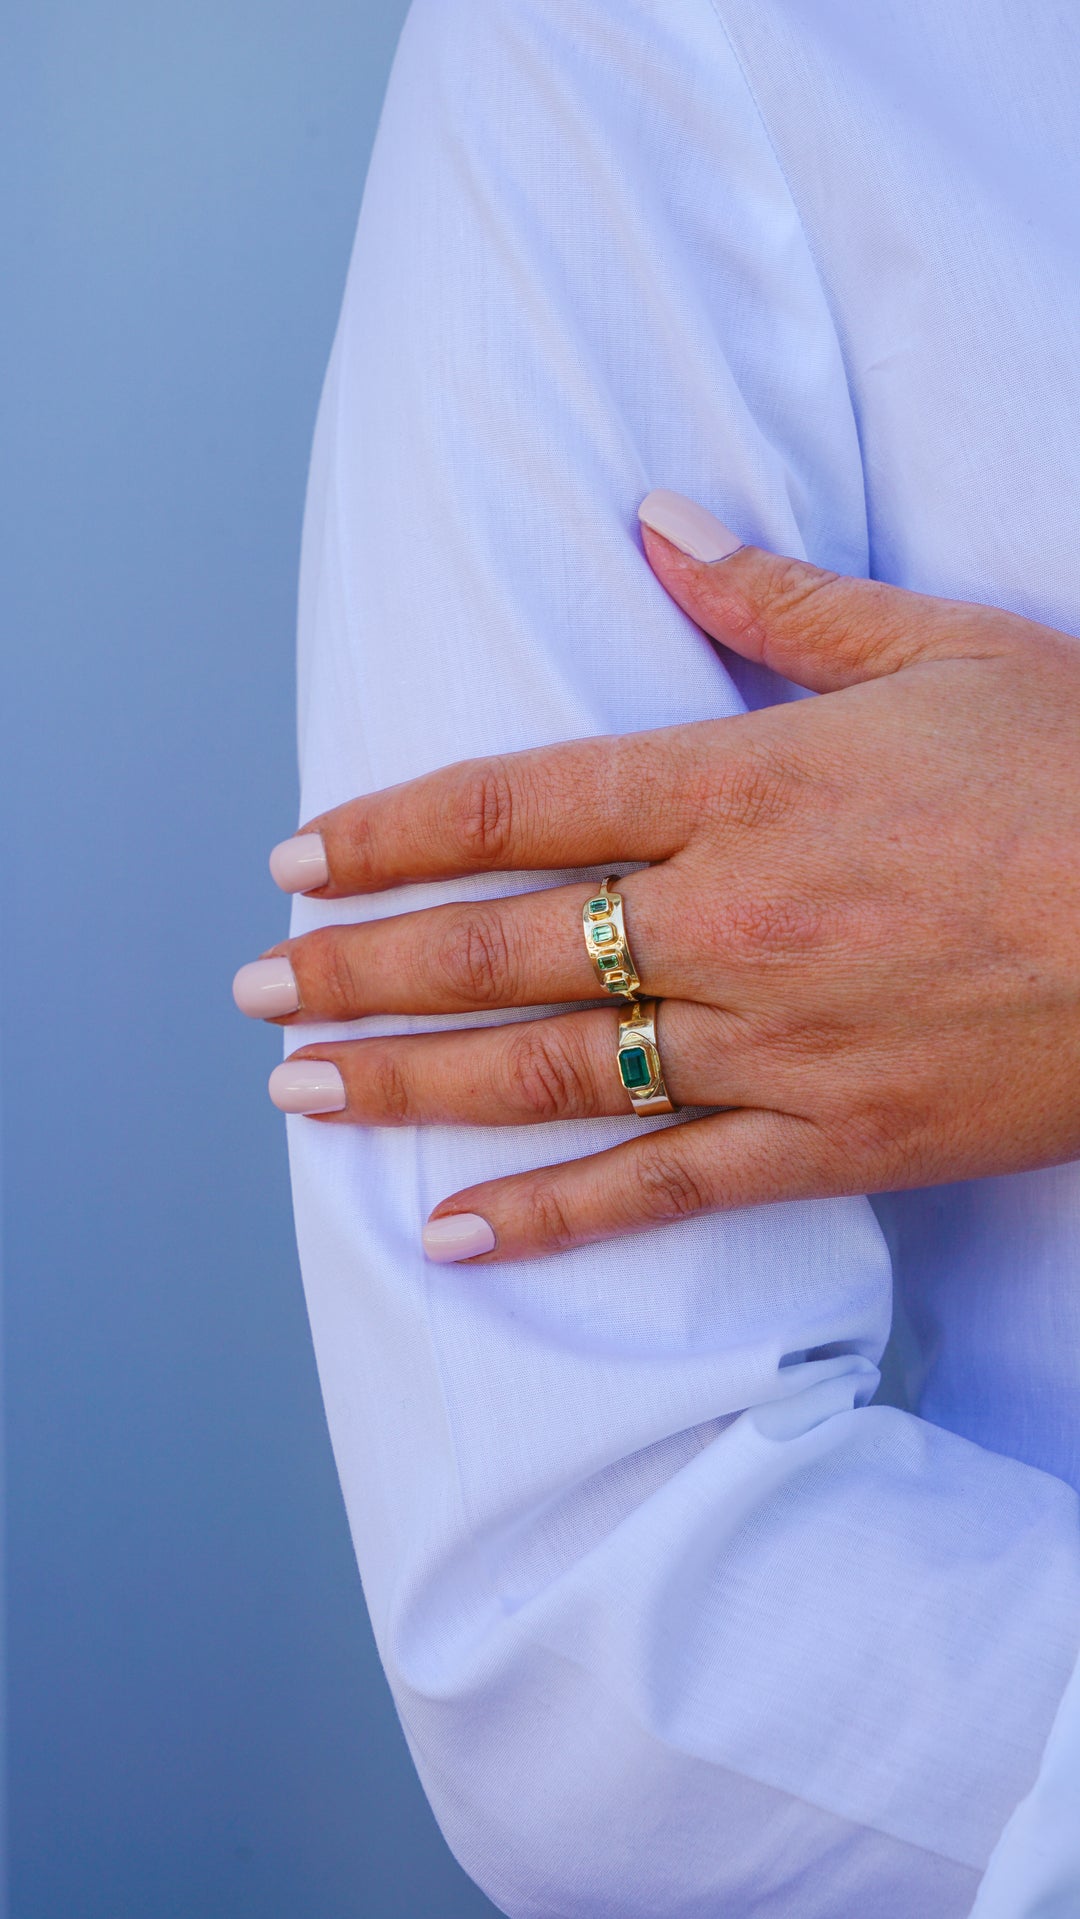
[637,489,1020,692]
[269,729,701,897]
[421,1108,836,1262]
[237,872,691,1023]
[268,999,771,1125]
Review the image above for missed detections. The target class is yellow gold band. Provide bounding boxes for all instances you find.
[616,998,676,1117]
[582,875,641,999]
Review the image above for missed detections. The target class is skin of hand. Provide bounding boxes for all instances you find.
[234,490,1080,1262]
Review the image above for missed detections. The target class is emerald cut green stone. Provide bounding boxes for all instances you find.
[619,1045,651,1091]
[587,898,608,916]
[591,925,616,945]
[597,953,620,970]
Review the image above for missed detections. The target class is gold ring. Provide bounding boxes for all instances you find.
[617,998,676,1116]
[582,875,641,999]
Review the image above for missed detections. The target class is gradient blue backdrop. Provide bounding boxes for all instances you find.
[2,4,499,1913]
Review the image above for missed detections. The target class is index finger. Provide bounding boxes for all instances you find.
[269,725,707,897]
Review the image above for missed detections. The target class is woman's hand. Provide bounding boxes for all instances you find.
[234,490,1080,1262]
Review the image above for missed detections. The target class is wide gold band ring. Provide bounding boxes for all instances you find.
[616,998,676,1117]
[582,876,641,999]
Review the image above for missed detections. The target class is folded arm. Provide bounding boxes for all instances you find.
[282,3,1080,1911]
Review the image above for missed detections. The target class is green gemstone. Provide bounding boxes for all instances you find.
[587,898,608,916]
[619,1046,651,1091]
[597,953,620,970]
[591,925,616,945]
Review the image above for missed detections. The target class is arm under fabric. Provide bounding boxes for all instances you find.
[287,2,1080,1911]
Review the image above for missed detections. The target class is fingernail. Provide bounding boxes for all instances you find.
[638,489,744,563]
[232,956,300,1018]
[268,1059,346,1114]
[269,832,329,894]
[422,1213,497,1263]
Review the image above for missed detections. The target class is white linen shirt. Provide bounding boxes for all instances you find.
[286,2,1080,1911]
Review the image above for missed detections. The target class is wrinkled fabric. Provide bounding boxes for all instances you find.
[286,2,1080,1911]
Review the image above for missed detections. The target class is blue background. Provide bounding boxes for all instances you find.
[2,3,498,1912]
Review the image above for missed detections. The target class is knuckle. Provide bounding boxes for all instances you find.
[522,1176,578,1251]
[718,892,828,966]
[436,909,516,1006]
[763,562,892,674]
[340,809,378,888]
[507,1022,594,1122]
[634,1140,710,1223]
[450,760,516,869]
[707,745,795,834]
[301,926,363,1014]
[753,1004,844,1062]
[764,560,846,635]
[839,1095,933,1183]
[366,1047,413,1124]
[812,1076,932,1190]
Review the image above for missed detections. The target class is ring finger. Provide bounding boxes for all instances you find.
[266,999,779,1126]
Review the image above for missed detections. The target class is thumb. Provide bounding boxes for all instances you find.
[637,488,1011,692]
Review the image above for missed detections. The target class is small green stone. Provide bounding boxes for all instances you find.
[597,952,620,970]
[619,1046,651,1091]
[591,925,616,946]
[587,898,608,916]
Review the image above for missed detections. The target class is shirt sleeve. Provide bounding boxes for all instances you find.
[285,1,1080,1912]
[970,1645,1080,1917]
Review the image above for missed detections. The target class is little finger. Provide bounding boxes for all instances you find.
[422,1108,835,1261]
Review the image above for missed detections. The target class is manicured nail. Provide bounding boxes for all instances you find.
[268,1059,346,1114]
[638,489,744,563]
[232,957,299,1019]
[422,1213,497,1263]
[269,832,328,894]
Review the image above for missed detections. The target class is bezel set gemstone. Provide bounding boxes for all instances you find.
[618,1044,654,1091]
[583,881,639,1001]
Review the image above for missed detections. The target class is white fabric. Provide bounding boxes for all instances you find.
[971,1649,1080,1918]
[286,2,1080,1911]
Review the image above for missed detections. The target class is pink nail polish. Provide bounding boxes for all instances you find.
[268,1059,346,1114]
[269,832,329,894]
[638,489,744,563]
[422,1213,497,1263]
[232,957,299,1019]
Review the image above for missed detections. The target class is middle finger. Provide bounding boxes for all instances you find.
[236,873,691,1023]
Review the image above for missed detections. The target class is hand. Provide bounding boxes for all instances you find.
[234,490,1080,1262]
